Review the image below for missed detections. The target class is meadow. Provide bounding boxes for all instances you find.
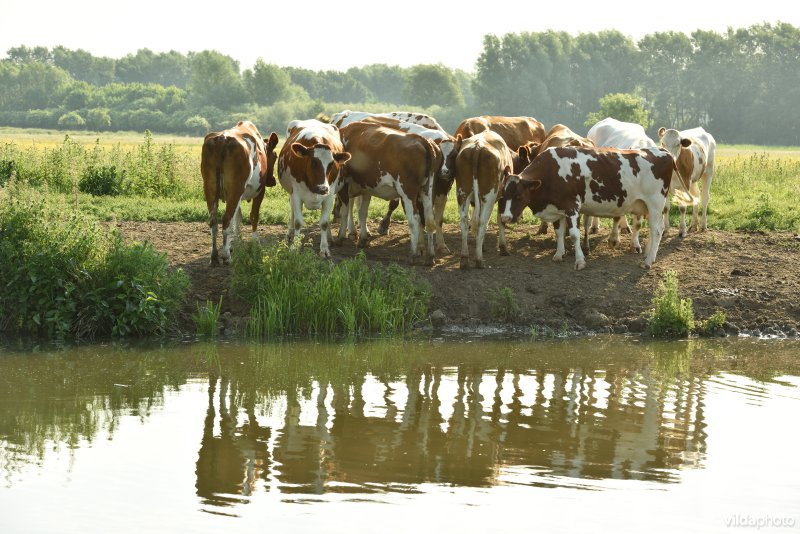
[1,127,797,233]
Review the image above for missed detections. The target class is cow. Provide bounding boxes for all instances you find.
[500,146,696,270]
[530,124,596,235]
[453,130,514,268]
[354,116,456,253]
[455,115,546,152]
[331,109,446,132]
[337,121,439,265]
[278,119,351,258]
[586,117,658,238]
[201,120,279,265]
[657,126,716,236]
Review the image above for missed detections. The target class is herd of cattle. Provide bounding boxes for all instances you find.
[200,112,716,271]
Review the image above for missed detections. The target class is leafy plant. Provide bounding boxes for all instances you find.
[696,310,727,337]
[645,270,695,338]
[488,286,521,322]
[193,297,223,337]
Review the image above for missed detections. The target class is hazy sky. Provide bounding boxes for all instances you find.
[2,0,798,72]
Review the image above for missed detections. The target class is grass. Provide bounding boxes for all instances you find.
[231,241,431,338]
[488,287,521,322]
[193,297,223,337]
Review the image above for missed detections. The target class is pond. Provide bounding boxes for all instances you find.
[1,337,799,533]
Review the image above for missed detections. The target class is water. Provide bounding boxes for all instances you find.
[1,337,799,533]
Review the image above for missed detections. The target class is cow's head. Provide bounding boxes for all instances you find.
[437,136,458,181]
[260,132,279,188]
[500,173,541,224]
[291,142,351,195]
[657,127,692,159]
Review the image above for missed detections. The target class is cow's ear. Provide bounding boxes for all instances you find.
[291,143,311,157]
[267,132,279,150]
[334,151,351,164]
[503,165,512,178]
[529,142,541,157]
[454,134,463,152]
[680,137,692,148]
[517,145,530,161]
[657,127,666,138]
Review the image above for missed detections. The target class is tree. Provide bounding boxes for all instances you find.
[184,115,211,135]
[188,50,247,110]
[58,111,86,128]
[86,108,112,130]
[403,64,464,108]
[243,60,291,106]
[585,93,652,129]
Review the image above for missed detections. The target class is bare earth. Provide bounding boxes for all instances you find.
[112,220,800,337]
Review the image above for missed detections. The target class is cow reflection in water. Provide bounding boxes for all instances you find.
[196,356,708,496]
[195,374,271,507]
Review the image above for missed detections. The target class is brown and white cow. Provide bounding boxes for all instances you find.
[500,146,695,270]
[658,127,716,236]
[531,124,596,234]
[278,119,351,258]
[356,116,456,253]
[337,121,439,264]
[453,130,514,268]
[331,109,446,132]
[454,116,546,152]
[201,120,279,265]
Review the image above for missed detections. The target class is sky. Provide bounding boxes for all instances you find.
[2,0,799,72]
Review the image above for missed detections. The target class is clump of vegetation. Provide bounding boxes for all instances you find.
[231,241,430,338]
[645,270,695,338]
[696,309,727,337]
[193,297,223,337]
[488,286,521,322]
[0,190,188,339]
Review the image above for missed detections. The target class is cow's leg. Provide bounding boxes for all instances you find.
[474,190,497,269]
[356,194,372,248]
[608,217,621,248]
[699,172,712,231]
[497,206,509,256]
[618,215,632,234]
[420,191,436,265]
[642,203,665,269]
[400,194,422,265]
[378,199,400,236]
[678,205,688,238]
[433,192,450,254]
[582,214,591,254]
[536,220,549,235]
[663,196,672,233]
[335,196,350,245]
[250,187,265,240]
[590,216,600,234]
[318,194,335,258]
[350,196,366,241]
[469,200,479,236]
[458,196,470,269]
[553,218,567,262]
[220,200,240,264]
[631,215,643,254]
[207,198,220,265]
[288,192,304,246]
[568,213,586,270]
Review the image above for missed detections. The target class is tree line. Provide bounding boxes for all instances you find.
[1,22,798,144]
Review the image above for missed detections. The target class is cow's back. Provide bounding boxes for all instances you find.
[455,116,545,151]
[340,122,433,185]
[588,118,655,149]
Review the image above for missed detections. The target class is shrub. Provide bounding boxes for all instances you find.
[79,165,124,196]
[232,241,430,338]
[57,111,86,128]
[645,270,695,338]
[488,286,521,322]
[696,309,727,337]
[0,160,14,186]
[0,191,188,339]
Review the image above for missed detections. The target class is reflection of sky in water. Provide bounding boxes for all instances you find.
[0,338,799,533]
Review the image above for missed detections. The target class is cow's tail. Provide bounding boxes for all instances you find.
[472,147,481,216]
[215,135,226,202]
[670,158,699,207]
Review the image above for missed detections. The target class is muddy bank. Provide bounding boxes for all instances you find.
[111,221,800,338]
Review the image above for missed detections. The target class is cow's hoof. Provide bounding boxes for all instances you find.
[679,230,688,238]
[377,222,390,236]
[319,249,331,259]
[536,225,548,235]
[590,226,599,234]
[608,238,619,248]
[640,261,653,270]
[622,227,632,235]
[633,245,643,254]
[425,256,435,267]
[357,238,369,249]
[436,244,451,255]
[475,258,485,269]
[499,245,510,256]
[459,256,470,269]
[552,254,564,263]
[575,260,586,271]
[210,257,219,266]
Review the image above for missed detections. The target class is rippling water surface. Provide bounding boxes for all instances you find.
[1,337,798,533]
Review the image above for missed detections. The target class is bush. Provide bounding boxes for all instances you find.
[696,310,727,337]
[57,111,86,128]
[0,191,188,339]
[232,241,430,338]
[488,286,521,322]
[79,165,124,196]
[645,270,695,338]
[0,160,14,186]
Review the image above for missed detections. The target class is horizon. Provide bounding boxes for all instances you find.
[2,1,799,73]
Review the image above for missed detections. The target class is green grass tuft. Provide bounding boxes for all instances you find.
[645,271,695,338]
[488,286,521,322]
[193,297,223,337]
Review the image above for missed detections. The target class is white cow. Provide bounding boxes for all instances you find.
[331,109,446,132]
[658,127,716,235]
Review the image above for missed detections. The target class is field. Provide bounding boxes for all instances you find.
[1,127,799,337]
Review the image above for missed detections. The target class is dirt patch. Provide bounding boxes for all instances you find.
[111,220,800,337]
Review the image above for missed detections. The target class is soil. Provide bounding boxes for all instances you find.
[111,220,800,338]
